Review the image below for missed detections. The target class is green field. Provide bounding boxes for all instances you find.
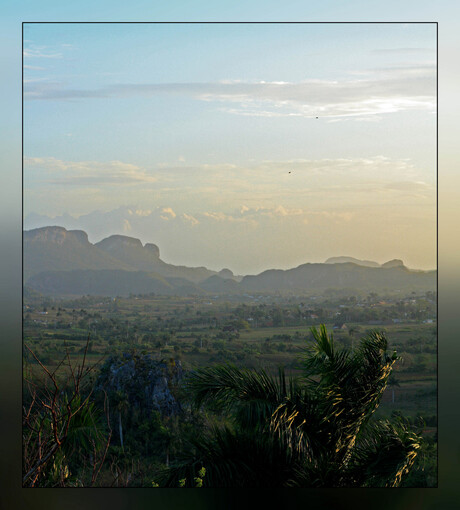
[24,292,437,421]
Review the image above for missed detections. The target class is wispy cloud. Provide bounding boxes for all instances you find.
[383,180,432,197]
[24,65,46,71]
[24,157,157,186]
[24,65,436,118]
[160,207,176,220]
[24,155,434,224]
[371,48,435,55]
[182,213,199,226]
[23,45,63,59]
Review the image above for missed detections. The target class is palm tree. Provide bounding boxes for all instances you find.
[348,326,357,351]
[163,366,305,487]
[162,325,420,487]
[388,375,401,404]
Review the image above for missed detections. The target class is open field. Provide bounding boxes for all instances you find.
[24,291,437,421]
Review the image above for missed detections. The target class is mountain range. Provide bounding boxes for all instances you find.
[24,226,436,297]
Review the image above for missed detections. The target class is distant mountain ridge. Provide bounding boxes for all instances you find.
[23,226,133,281]
[24,226,219,284]
[325,256,381,268]
[24,226,436,297]
[240,261,433,293]
[324,256,405,269]
[94,234,215,283]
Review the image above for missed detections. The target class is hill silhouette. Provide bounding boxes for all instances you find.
[24,226,436,297]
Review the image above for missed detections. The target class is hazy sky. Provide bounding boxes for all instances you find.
[23,23,436,274]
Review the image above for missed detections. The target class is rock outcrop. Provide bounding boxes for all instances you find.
[145,243,160,258]
[381,259,405,269]
[96,352,183,417]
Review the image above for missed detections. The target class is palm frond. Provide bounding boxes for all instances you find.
[176,325,422,488]
[282,327,402,472]
[347,419,422,487]
[161,425,302,487]
[186,364,297,430]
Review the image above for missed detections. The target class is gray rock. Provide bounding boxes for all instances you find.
[96,352,183,416]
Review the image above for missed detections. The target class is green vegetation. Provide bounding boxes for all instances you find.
[163,326,420,487]
[23,289,436,487]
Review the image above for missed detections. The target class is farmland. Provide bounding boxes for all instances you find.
[23,290,437,418]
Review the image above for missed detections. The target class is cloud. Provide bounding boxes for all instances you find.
[24,65,46,70]
[383,180,432,197]
[24,65,435,118]
[198,205,353,226]
[182,213,199,226]
[23,45,63,59]
[371,48,435,55]
[24,157,157,186]
[25,155,427,197]
[160,207,176,220]
[24,204,363,242]
[384,180,429,190]
[202,211,230,222]
[129,208,152,217]
[24,199,435,273]
[25,155,434,222]
[273,205,303,217]
[194,156,422,190]
[122,219,132,232]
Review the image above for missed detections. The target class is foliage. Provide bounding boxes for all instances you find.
[163,325,422,487]
[23,290,436,487]
[22,337,111,487]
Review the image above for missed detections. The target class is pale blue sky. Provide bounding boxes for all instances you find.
[24,23,435,170]
[21,21,438,272]
[2,0,455,274]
